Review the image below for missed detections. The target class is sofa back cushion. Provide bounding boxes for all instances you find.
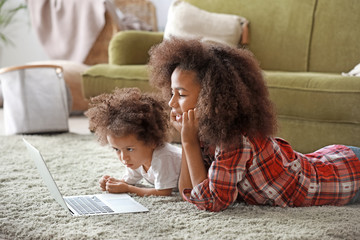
[185,0,316,72]
[308,0,360,73]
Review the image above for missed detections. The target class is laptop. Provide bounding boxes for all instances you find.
[23,138,149,216]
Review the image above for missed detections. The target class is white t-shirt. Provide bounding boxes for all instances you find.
[122,143,182,190]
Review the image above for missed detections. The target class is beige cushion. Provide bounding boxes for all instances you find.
[164,0,247,47]
[27,60,90,113]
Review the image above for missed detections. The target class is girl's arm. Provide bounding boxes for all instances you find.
[178,146,192,196]
[127,185,173,197]
[181,110,207,193]
[106,180,173,196]
[182,140,207,189]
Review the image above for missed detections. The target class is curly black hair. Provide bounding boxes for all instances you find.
[148,38,276,147]
[85,88,170,147]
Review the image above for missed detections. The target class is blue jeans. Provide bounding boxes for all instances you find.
[347,146,360,204]
[348,146,360,159]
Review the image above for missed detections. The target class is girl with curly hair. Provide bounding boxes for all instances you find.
[85,88,181,196]
[148,38,360,211]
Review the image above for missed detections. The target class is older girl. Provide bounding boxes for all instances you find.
[148,38,360,211]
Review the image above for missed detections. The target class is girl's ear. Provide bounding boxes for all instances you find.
[147,141,158,150]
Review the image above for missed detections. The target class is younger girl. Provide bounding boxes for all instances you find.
[85,88,181,196]
[148,38,360,211]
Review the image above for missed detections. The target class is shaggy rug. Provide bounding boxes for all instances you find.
[1,133,360,240]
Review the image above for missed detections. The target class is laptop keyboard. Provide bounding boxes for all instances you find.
[65,196,114,215]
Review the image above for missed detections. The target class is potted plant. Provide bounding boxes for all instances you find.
[0,0,26,106]
[0,0,27,46]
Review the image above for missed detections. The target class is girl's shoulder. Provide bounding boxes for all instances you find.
[156,143,181,154]
[152,143,182,164]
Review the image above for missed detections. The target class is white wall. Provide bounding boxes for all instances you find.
[0,0,48,68]
[150,0,172,31]
[0,0,172,68]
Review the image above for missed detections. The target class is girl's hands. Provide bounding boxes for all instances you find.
[99,175,111,191]
[179,108,207,194]
[181,108,199,145]
[105,179,129,193]
[99,175,128,193]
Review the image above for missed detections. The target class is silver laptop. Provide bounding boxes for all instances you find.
[23,138,148,216]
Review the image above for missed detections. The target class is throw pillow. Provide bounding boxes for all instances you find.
[342,63,360,77]
[164,0,249,47]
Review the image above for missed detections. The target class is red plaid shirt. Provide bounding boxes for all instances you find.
[183,136,360,211]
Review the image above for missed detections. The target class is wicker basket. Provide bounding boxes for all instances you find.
[84,11,118,65]
[113,0,158,31]
[84,0,157,65]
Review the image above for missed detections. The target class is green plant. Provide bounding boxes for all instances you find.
[0,0,27,46]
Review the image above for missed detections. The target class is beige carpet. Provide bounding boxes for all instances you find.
[1,133,360,240]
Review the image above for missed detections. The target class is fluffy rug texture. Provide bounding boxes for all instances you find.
[1,133,360,240]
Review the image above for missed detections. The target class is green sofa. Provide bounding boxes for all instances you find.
[82,0,360,153]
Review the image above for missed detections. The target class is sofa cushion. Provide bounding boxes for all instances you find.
[185,0,316,72]
[82,64,156,98]
[164,0,247,48]
[265,71,360,152]
[109,31,164,65]
[308,0,360,73]
[265,71,360,123]
[276,116,359,154]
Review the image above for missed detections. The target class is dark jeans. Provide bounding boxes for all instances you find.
[347,146,360,204]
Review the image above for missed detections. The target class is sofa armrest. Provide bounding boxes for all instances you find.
[109,30,164,65]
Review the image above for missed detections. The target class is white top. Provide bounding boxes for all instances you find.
[122,143,182,190]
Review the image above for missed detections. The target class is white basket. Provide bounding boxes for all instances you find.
[0,65,71,135]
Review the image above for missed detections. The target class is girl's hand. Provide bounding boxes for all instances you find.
[99,175,125,191]
[181,108,199,145]
[170,110,182,132]
[99,175,111,191]
[106,179,129,193]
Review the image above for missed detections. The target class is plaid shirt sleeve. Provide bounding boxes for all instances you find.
[183,139,252,211]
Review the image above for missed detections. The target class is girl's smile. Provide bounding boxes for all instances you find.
[175,114,182,122]
[171,110,183,122]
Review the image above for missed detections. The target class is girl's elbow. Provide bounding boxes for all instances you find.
[178,183,186,196]
[163,191,173,196]
[157,188,173,196]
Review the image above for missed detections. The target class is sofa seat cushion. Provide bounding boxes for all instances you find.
[265,71,360,152]
[185,0,315,72]
[308,0,360,73]
[82,64,156,98]
[265,71,360,123]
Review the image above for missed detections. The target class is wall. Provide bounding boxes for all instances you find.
[151,0,172,31]
[0,0,48,68]
[0,0,171,68]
